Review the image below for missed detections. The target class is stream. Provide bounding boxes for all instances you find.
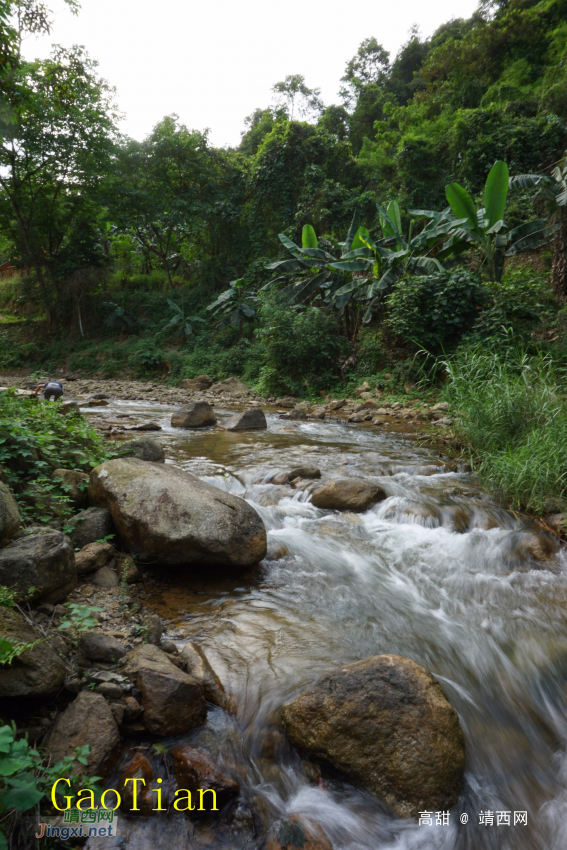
[87,400,567,850]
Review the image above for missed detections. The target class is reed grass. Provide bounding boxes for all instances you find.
[443,344,567,512]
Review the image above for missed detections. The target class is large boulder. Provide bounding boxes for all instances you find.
[0,482,20,541]
[311,479,387,512]
[169,745,240,813]
[75,541,116,575]
[0,607,66,698]
[46,691,120,778]
[281,655,465,818]
[124,644,207,736]
[179,643,231,711]
[118,437,165,463]
[52,469,89,508]
[68,507,115,549]
[223,408,267,431]
[171,401,217,429]
[0,530,76,604]
[89,458,267,567]
[210,377,251,395]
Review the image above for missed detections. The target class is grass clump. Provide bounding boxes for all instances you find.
[443,343,567,513]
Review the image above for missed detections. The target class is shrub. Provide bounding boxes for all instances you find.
[386,271,488,352]
[469,266,557,341]
[255,297,345,395]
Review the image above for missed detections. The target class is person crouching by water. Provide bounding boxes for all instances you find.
[34,380,64,402]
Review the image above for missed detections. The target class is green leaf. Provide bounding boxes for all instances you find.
[445,183,479,231]
[387,200,402,234]
[301,224,318,250]
[484,161,509,229]
[3,779,44,811]
[350,227,370,252]
[0,727,14,755]
[328,260,369,271]
[278,233,303,258]
[0,757,30,777]
[343,210,361,252]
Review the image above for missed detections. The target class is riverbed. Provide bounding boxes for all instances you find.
[86,399,567,850]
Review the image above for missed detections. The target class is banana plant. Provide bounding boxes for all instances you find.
[263,224,338,305]
[327,201,459,321]
[207,278,259,328]
[163,299,205,340]
[510,155,566,294]
[442,161,558,281]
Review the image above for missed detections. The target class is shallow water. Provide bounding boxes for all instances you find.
[87,401,567,849]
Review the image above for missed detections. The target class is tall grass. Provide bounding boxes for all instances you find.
[443,344,567,512]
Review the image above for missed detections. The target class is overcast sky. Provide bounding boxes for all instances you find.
[24,0,479,147]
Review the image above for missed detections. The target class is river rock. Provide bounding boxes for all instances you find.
[171,401,217,428]
[46,691,120,778]
[75,541,116,575]
[92,566,119,587]
[0,530,76,604]
[68,507,115,549]
[311,406,326,420]
[223,408,267,431]
[287,408,308,420]
[118,436,165,463]
[124,644,207,736]
[89,458,267,567]
[0,481,20,540]
[141,613,163,645]
[0,607,66,698]
[210,377,251,395]
[311,480,387,512]
[169,744,240,812]
[52,469,89,508]
[127,421,162,431]
[180,375,213,391]
[288,466,321,482]
[265,816,332,850]
[281,654,465,818]
[79,631,128,663]
[179,643,230,710]
[119,753,154,815]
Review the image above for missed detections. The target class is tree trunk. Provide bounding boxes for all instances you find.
[551,207,567,298]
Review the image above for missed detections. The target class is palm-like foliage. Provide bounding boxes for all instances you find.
[163,299,205,340]
[442,161,558,281]
[207,279,258,328]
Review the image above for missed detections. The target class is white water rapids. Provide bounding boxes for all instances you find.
[85,401,567,850]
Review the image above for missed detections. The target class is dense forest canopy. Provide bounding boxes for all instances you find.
[0,0,565,393]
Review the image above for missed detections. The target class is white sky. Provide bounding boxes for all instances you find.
[24,0,479,148]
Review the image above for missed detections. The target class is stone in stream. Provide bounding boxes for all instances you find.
[288,466,321,482]
[124,644,207,736]
[281,654,465,819]
[51,468,89,508]
[46,691,120,778]
[0,529,76,604]
[0,607,66,698]
[223,408,267,431]
[169,744,240,812]
[0,481,20,541]
[68,506,115,549]
[504,530,561,567]
[118,436,165,462]
[311,406,326,420]
[89,457,267,567]
[118,752,155,815]
[141,613,163,645]
[311,479,387,512]
[75,541,116,575]
[171,400,217,428]
[265,815,332,850]
[179,642,231,711]
[127,421,162,432]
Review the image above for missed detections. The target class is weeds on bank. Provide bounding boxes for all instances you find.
[443,342,567,512]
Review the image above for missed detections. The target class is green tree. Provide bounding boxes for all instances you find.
[272,75,324,120]
[0,1,117,325]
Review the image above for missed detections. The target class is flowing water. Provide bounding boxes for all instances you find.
[87,401,567,850]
